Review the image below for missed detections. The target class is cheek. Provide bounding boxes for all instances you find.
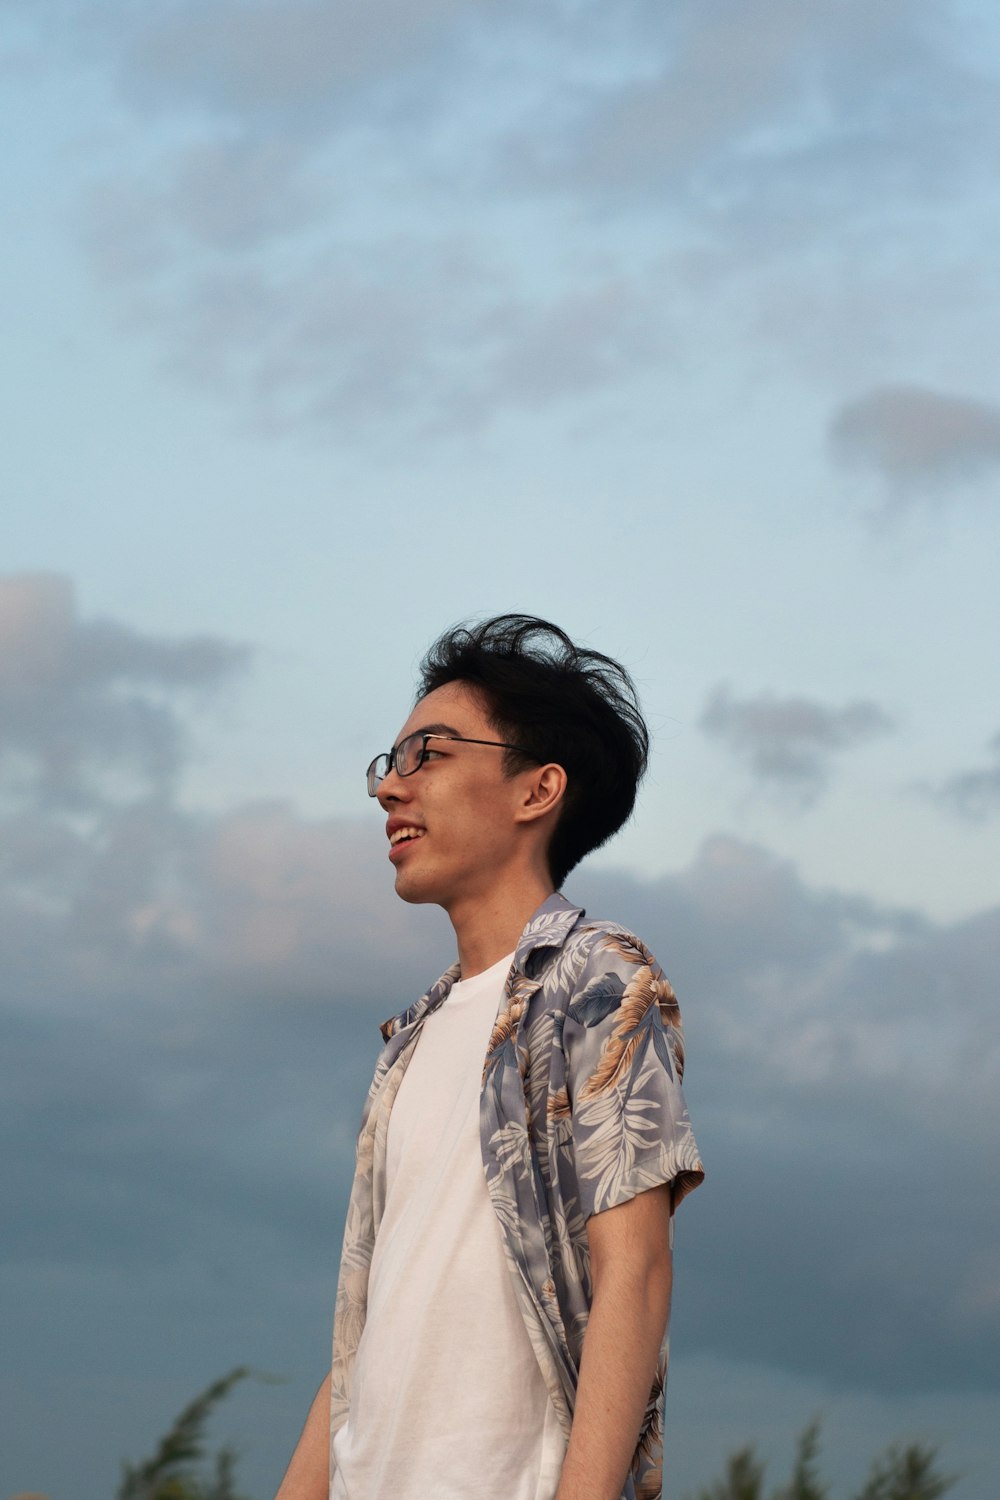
[469,790,518,847]
[448,793,504,853]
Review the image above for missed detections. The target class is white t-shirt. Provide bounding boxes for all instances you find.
[330,950,567,1500]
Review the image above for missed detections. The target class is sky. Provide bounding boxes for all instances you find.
[1,1,999,1497]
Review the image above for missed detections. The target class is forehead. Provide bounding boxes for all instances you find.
[393,680,493,745]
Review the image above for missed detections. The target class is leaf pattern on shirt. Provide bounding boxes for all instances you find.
[532,935,589,997]
[523,1008,559,1108]
[485,1125,531,1239]
[484,970,536,1071]
[578,1091,673,1214]
[550,1195,589,1304]
[547,1084,570,1120]
[596,933,683,1057]
[579,963,662,1099]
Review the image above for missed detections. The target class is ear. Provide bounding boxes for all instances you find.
[514,762,568,825]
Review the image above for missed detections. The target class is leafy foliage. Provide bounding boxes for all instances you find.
[853,1442,959,1500]
[117,1367,257,1500]
[772,1419,829,1500]
[697,1445,768,1500]
[120,1378,961,1500]
[689,1420,958,1500]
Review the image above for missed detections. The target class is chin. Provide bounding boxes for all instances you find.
[392,869,441,906]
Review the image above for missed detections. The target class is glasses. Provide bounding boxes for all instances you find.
[366,732,539,796]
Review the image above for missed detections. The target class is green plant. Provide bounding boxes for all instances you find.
[117,1368,257,1500]
[689,1419,958,1500]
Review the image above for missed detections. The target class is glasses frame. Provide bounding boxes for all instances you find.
[366,731,540,797]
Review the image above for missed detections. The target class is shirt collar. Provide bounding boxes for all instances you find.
[512,890,585,971]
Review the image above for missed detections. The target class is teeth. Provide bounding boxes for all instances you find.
[390,827,425,845]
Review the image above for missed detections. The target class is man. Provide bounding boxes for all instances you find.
[276,615,703,1500]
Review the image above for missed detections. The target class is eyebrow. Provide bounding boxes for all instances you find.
[392,722,462,751]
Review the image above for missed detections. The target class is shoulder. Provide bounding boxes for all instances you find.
[564,916,663,985]
[537,915,679,1027]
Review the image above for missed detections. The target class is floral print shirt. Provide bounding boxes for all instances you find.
[330,892,704,1500]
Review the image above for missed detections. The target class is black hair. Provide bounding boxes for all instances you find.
[417,614,649,888]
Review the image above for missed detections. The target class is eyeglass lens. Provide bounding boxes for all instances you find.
[367,732,427,795]
[367,755,387,795]
[395,733,424,776]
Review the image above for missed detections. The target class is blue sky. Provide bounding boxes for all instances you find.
[2,3,999,1498]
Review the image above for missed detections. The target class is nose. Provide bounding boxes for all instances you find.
[376,761,408,809]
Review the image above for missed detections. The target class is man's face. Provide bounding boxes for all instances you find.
[375,680,539,912]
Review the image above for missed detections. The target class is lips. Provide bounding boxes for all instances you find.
[386,819,426,862]
[389,833,423,864]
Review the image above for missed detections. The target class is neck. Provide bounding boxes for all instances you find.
[448,875,555,979]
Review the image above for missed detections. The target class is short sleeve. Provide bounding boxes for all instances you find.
[562,929,704,1221]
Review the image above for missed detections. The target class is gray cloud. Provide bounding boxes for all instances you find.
[468,277,669,414]
[0,573,250,808]
[1,594,995,1402]
[4,822,997,1404]
[55,0,993,444]
[929,731,1000,821]
[117,0,486,123]
[503,0,985,209]
[574,845,1000,1392]
[830,385,1000,497]
[159,137,317,254]
[80,135,321,278]
[699,684,894,803]
[78,211,675,437]
[112,0,980,208]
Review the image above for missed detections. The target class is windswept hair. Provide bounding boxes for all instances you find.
[417,614,649,888]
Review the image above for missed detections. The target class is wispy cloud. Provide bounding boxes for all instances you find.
[698,684,893,804]
[927,731,1000,821]
[117,0,487,123]
[0,573,250,809]
[79,203,674,437]
[830,385,1000,501]
[501,0,988,220]
[50,0,995,443]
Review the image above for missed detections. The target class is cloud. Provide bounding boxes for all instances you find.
[0,573,250,809]
[79,204,675,437]
[503,0,985,210]
[3,646,997,1394]
[698,684,894,803]
[928,731,1000,821]
[126,138,316,255]
[468,277,669,413]
[830,385,1000,498]
[117,0,485,124]
[125,799,452,1000]
[573,842,1000,1391]
[58,0,995,445]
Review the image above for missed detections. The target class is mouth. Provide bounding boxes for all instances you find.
[388,826,426,863]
